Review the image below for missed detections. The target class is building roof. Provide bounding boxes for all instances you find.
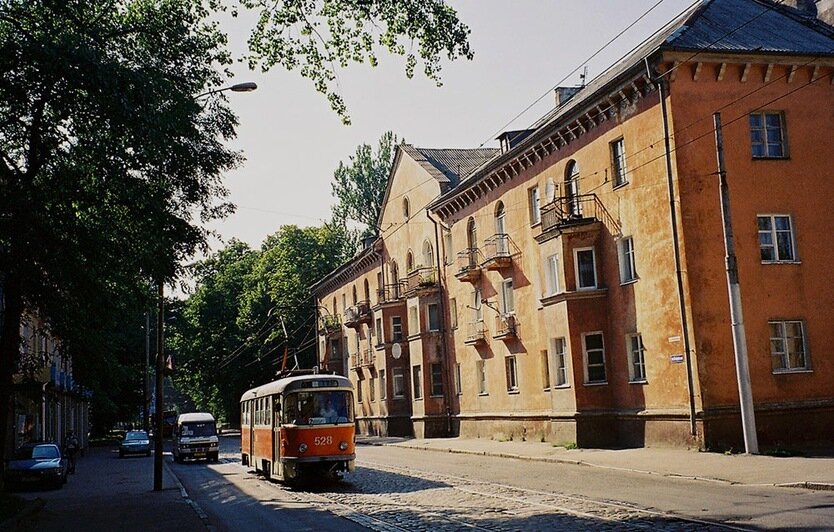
[407,146,500,187]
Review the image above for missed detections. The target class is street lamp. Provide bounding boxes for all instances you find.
[153,80,257,492]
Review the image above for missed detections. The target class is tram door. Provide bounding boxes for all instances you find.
[248,401,255,460]
[273,396,281,476]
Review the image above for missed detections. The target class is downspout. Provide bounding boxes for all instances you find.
[313,297,321,371]
[426,208,453,436]
[655,61,698,438]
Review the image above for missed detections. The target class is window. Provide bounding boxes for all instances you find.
[583,332,606,384]
[473,289,483,322]
[565,160,581,216]
[551,337,568,386]
[393,368,405,397]
[455,363,462,396]
[352,285,357,305]
[426,303,440,332]
[501,278,515,315]
[403,197,410,219]
[575,248,598,289]
[431,363,443,396]
[477,360,487,394]
[769,320,809,372]
[357,379,363,402]
[611,137,628,187]
[541,350,551,390]
[449,298,458,329]
[409,305,419,334]
[379,369,387,400]
[545,254,560,296]
[529,186,541,225]
[627,333,646,382]
[376,317,383,344]
[423,240,434,268]
[505,356,519,392]
[749,111,786,158]
[391,316,403,342]
[618,237,637,283]
[369,375,376,402]
[444,231,453,265]
[412,365,423,400]
[758,215,795,262]
[406,250,414,272]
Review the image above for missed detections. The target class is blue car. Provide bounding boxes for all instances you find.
[119,430,151,458]
[3,442,68,490]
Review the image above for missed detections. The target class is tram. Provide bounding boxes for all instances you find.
[240,371,355,482]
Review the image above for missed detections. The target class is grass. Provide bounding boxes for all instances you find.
[553,442,578,450]
[0,491,26,523]
[764,447,804,458]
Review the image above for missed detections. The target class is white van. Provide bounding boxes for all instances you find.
[172,412,219,462]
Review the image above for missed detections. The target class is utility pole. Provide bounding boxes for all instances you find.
[153,282,165,490]
[143,312,150,433]
[713,112,758,454]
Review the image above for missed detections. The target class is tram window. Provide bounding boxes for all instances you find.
[283,391,353,425]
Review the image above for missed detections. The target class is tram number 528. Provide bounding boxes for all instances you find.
[314,436,333,446]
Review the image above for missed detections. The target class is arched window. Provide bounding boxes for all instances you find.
[406,250,414,272]
[332,298,337,316]
[352,285,357,305]
[565,160,581,216]
[423,240,434,268]
[391,261,400,298]
[363,279,370,302]
[494,202,508,255]
[467,217,477,249]
[403,197,410,220]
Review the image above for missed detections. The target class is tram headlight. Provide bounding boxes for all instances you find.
[298,443,308,453]
[339,441,348,451]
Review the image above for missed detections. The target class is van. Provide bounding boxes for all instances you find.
[172,412,219,463]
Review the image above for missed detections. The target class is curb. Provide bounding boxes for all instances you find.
[0,498,44,532]
[163,457,214,531]
[358,440,834,492]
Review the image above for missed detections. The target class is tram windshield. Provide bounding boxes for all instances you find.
[284,390,353,425]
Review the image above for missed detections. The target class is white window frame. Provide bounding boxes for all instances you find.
[505,356,519,393]
[412,365,423,400]
[769,320,810,373]
[550,337,569,387]
[529,186,541,225]
[501,278,515,315]
[582,332,607,384]
[618,236,637,284]
[474,289,483,322]
[391,316,403,342]
[427,302,440,332]
[376,317,384,344]
[477,360,487,395]
[393,368,405,397]
[611,137,628,187]
[444,231,453,265]
[758,214,796,263]
[749,111,787,159]
[627,333,647,383]
[574,247,598,290]
[545,253,560,296]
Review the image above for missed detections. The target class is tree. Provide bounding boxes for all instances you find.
[239,0,472,124]
[0,0,239,462]
[331,131,398,240]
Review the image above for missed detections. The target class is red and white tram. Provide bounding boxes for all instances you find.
[240,372,355,482]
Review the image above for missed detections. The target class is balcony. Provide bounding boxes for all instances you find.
[361,348,374,368]
[481,234,514,271]
[540,194,619,235]
[376,282,406,307]
[454,248,482,283]
[318,314,341,336]
[405,266,438,295]
[464,321,487,346]
[493,314,517,341]
[349,353,360,371]
[343,300,372,328]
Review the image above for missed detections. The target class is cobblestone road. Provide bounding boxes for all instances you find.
[268,460,746,531]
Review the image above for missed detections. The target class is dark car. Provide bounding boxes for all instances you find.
[3,442,68,490]
[119,430,152,457]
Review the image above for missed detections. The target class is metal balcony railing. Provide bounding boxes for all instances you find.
[343,300,372,327]
[494,314,517,340]
[540,194,620,235]
[455,248,483,282]
[377,282,406,305]
[481,234,516,270]
[349,353,359,370]
[318,314,341,334]
[405,266,438,293]
[464,321,486,345]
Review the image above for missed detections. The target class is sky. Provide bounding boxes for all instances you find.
[207,0,696,250]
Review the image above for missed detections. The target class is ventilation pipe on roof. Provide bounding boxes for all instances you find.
[554,87,581,108]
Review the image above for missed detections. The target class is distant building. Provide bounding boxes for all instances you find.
[313,0,834,449]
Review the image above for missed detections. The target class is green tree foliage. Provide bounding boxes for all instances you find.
[331,131,398,240]
[0,0,239,460]
[239,0,472,124]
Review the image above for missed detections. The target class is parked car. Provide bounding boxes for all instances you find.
[119,430,152,457]
[3,442,68,490]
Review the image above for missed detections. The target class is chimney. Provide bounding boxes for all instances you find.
[816,0,834,26]
[554,87,581,108]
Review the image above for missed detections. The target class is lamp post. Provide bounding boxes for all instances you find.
[152,80,257,491]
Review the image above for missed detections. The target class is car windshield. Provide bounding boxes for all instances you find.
[283,391,353,425]
[125,431,148,441]
[180,422,215,437]
[13,445,59,460]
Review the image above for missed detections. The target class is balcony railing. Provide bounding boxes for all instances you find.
[482,234,515,270]
[540,193,620,235]
[405,266,438,294]
[464,321,487,346]
[361,347,374,367]
[349,353,360,370]
[455,248,482,283]
[343,300,372,328]
[318,314,341,335]
[377,282,406,305]
[493,314,517,340]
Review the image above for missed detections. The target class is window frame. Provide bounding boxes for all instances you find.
[618,236,637,284]
[505,355,519,393]
[412,365,423,400]
[627,333,647,383]
[455,363,462,396]
[528,186,541,225]
[369,375,376,402]
[749,111,788,159]
[391,316,403,342]
[430,363,443,397]
[610,137,628,187]
[408,304,419,335]
[427,302,441,332]
[477,360,487,395]
[574,247,598,290]
[545,253,560,296]
[769,319,810,373]
[379,369,387,400]
[449,298,458,329]
[356,379,363,402]
[551,337,569,387]
[501,278,515,315]
[541,350,551,391]
[758,214,797,263]
[392,367,405,397]
[582,332,607,385]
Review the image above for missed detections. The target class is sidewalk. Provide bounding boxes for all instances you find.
[2,445,207,532]
[357,435,834,491]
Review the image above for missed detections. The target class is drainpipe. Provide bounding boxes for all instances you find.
[426,208,453,436]
[655,63,698,438]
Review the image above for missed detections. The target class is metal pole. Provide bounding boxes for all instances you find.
[153,282,165,490]
[144,312,150,433]
[713,112,758,454]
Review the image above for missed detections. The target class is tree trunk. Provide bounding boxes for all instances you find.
[0,273,23,468]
